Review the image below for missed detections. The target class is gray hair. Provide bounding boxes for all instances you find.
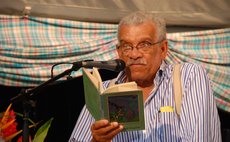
[118,11,167,41]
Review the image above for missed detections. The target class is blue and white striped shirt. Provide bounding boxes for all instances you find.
[69,62,221,142]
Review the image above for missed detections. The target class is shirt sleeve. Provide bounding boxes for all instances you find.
[68,105,95,142]
[180,63,221,142]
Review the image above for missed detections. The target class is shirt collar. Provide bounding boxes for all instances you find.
[154,60,168,86]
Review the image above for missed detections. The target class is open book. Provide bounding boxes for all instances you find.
[82,67,145,131]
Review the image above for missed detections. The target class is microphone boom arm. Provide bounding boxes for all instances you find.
[10,61,83,142]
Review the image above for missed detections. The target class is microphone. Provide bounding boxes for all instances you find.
[81,59,126,72]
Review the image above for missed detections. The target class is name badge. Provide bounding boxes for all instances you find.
[160,106,174,112]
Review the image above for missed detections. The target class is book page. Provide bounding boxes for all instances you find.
[92,67,102,83]
[103,82,138,94]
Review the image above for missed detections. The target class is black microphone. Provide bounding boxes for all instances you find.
[81,59,126,72]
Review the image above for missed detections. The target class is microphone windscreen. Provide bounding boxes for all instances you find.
[114,59,126,72]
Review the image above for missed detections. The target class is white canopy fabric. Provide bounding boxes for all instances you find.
[0,0,229,27]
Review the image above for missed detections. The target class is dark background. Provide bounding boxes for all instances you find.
[0,69,229,142]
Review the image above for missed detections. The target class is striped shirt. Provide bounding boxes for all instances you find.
[69,61,221,142]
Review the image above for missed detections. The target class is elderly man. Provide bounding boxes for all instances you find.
[69,11,221,142]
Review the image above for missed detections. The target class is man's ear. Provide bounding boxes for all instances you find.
[161,40,168,59]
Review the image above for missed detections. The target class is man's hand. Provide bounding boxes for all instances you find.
[91,119,124,142]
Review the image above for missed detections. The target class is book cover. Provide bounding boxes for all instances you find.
[82,67,145,131]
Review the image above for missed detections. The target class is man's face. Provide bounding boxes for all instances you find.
[117,20,168,84]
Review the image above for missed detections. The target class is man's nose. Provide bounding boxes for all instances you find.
[128,48,143,59]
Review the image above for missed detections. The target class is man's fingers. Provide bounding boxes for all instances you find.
[92,119,109,130]
[92,122,124,142]
[105,123,124,138]
[92,121,120,135]
[91,121,124,142]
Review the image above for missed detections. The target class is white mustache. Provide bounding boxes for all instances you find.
[126,59,147,66]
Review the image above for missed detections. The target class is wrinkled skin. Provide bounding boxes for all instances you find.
[117,20,168,87]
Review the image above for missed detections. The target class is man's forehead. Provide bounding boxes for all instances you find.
[118,23,157,42]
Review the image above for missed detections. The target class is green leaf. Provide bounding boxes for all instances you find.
[15,112,36,125]
[33,117,54,142]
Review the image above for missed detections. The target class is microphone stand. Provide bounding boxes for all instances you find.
[10,62,82,142]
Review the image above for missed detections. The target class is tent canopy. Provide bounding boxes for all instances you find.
[0,0,229,27]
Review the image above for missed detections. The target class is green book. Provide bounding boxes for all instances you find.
[82,67,145,131]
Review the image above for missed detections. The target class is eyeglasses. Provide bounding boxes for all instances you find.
[117,40,164,56]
